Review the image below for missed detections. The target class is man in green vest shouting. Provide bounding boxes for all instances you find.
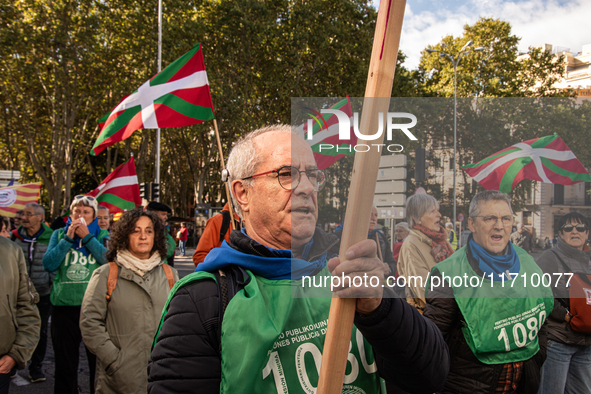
[148,125,449,393]
[424,191,553,394]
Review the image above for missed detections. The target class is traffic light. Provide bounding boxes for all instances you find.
[139,182,148,199]
[151,183,160,201]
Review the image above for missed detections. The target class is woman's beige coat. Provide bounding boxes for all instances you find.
[397,229,438,313]
[80,260,178,393]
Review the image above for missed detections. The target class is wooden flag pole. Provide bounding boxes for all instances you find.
[213,119,237,230]
[316,0,406,393]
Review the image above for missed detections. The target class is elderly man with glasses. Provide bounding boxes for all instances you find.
[424,190,554,394]
[148,125,449,393]
[10,203,53,383]
[536,212,591,393]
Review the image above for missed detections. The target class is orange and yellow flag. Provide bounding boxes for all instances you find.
[0,183,42,217]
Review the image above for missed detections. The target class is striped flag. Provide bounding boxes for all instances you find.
[87,157,141,213]
[296,97,355,169]
[462,134,591,194]
[91,43,215,156]
[0,183,42,217]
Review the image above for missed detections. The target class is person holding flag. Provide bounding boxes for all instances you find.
[148,125,448,393]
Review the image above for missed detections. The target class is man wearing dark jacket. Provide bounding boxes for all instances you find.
[11,203,53,383]
[146,201,176,266]
[424,191,554,393]
[148,126,449,393]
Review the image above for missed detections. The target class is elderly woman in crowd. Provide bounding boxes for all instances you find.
[43,196,109,394]
[536,212,591,393]
[397,194,454,313]
[97,206,110,232]
[80,208,178,394]
[392,221,410,263]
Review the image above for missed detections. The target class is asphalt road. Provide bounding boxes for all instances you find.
[10,249,196,394]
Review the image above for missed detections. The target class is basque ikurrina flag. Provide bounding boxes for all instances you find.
[91,44,215,155]
[462,134,591,194]
[296,97,355,169]
[86,157,141,213]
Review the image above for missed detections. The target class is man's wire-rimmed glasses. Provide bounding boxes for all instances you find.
[242,166,326,192]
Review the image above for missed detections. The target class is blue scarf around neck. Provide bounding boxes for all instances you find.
[196,229,326,280]
[469,238,520,282]
[64,217,101,257]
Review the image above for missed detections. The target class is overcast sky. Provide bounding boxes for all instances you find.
[376,0,591,70]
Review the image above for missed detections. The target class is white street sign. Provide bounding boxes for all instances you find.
[375,181,407,193]
[0,170,20,181]
[379,154,407,168]
[376,167,407,181]
[374,194,407,207]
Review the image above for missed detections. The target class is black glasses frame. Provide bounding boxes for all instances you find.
[241,166,326,192]
[561,224,588,233]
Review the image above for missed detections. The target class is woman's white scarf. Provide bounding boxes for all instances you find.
[116,249,163,277]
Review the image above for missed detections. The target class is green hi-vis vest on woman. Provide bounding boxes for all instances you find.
[50,229,109,306]
[156,268,381,394]
[429,245,553,365]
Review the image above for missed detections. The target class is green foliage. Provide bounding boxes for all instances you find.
[420,17,569,98]
[1,7,584,223]
[0,0,378,218]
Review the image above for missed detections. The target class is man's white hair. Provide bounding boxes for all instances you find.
[226,124,297,218]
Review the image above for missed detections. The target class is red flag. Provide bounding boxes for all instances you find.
[87,157,141,213]
[92,44,215,156]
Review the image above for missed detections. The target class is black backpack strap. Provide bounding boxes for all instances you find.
[219,210,232,245]
[213,265,249,354]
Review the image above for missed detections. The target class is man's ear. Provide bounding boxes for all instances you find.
[231,180,250,214]
[467,217,475,233]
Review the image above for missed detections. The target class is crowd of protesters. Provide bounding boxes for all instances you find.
[1,126,590,394]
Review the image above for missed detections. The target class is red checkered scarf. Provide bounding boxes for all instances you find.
[413,224,455,262]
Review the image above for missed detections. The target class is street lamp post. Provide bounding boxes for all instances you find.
[427,41,484,247]
[155,0,163,201]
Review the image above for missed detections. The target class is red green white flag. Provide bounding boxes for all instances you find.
[86,157,141,213]
[296,97,355,170]
[91,43,215,156]
[462,134,591,194]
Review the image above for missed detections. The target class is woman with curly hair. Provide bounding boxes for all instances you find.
[80,208,178,393]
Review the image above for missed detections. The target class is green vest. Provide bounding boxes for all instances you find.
[430,245,554,364]
[50,229,109,306]
[156,268,381,393]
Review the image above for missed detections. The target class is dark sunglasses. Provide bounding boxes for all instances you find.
[561,224,588,233]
